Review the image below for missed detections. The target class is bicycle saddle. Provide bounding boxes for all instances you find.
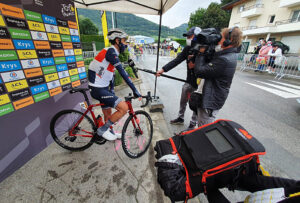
[70,87,90,94]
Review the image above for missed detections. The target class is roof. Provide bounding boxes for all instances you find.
[72,0,179,15]
[221,0,249,10]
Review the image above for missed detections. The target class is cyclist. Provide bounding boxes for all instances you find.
[88,28,141,141]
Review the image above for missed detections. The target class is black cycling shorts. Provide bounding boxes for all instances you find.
[89,86,122,109]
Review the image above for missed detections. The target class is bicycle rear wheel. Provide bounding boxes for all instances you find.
[50,109,96,151]
[122,110,153,158]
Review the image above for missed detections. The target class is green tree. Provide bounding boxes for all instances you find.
[188,8,206,29]
[188,3,230,30]
[78,15,99,35]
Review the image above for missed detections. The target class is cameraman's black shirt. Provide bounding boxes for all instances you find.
[162,46,198,88]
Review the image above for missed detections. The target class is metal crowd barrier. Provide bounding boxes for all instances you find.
[240,54,300,80]
[83,51,99,59]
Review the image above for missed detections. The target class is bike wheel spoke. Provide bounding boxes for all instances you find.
[50,110,95,151]
[122,111,153,158]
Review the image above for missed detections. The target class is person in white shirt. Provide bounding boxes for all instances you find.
[267,43,283,73]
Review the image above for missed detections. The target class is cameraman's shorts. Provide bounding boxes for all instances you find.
[89,86,122,109]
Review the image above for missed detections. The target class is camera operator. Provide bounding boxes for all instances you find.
[191,27,243,126]
[156,27,201,130]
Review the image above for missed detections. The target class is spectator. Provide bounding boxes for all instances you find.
[267,43,283,73]
[249,39,265,65]
[255,40,272,72]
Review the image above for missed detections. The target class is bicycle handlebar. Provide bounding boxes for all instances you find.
[70,87,152,108]
[125,91,152,108]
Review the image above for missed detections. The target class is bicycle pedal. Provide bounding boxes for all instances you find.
[65,136,77,142]
[94,136,106,145]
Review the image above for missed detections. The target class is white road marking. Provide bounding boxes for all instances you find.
[245,82,299,98]
[256,81,300,96]
[268,80,300,90]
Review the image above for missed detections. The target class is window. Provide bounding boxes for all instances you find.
[291,10,300,22]
[239,5,245,12]
[255,0,263,7]
[249,19,257,29]
[269,15,275,24]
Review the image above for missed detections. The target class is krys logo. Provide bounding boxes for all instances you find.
[61,4,75,17]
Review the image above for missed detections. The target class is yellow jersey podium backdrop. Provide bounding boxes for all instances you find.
[0,0,87,182]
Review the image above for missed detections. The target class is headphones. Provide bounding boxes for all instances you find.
[223,27,237,47]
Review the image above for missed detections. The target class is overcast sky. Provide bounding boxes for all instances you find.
[136,0,221,28]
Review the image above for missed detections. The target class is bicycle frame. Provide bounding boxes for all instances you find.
[69,103,104,138]
[69,100,143,138]
[126,100,144,135]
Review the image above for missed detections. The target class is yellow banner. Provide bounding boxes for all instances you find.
[101,11,109,47]
[17,50,37,59]
[69,69,78,76]
[59,26,70,35]
[74,49,82,55]
[60,77,71,85]
[45,73,59,82]
[47,33,61,41]
[0,15,5,26]
[28,21,45,31]
[0,94,10,106]
[5,79,28,92]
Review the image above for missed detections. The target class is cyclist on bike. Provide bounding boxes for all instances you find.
[88,28,141,141]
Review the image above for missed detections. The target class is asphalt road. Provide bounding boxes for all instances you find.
[138,54,300,181]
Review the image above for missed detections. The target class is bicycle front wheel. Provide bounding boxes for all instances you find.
[122,110,153,158]
[50,109,96,151]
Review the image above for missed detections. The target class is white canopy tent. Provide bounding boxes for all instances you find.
[72,0,179,97]
[73,0,178,15]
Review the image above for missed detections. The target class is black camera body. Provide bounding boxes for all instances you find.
[188,28,222,63]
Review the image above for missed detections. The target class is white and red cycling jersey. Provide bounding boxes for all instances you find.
[88,46,139,95]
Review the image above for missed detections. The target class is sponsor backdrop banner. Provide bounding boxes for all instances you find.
[0,0,88,182]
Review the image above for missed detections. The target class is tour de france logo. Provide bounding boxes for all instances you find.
[28,60,34,66]
[37,32,43,39]
[10,71,17,79]
[50,25,55,31]
[61,4,75,17]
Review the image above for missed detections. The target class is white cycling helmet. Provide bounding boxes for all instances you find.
[107,28,128,41]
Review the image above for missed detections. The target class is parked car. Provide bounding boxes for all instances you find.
[273,41,290,54]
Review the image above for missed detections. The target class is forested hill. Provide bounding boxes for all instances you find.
[77,8,188,39]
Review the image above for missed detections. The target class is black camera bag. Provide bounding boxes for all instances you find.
[154,119,266,202]
[188,92,202,113]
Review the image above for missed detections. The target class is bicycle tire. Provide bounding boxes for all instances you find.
[121,110,153,158]
[50,109,96,151]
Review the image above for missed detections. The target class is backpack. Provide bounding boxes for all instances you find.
[154,119,266,202]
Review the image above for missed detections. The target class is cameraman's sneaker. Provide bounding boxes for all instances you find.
[187,123,196,131]
[170,117,184,125]
[100,129,117,141]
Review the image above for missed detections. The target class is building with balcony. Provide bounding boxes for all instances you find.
[223,0,300,54]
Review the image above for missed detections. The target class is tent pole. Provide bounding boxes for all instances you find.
[154,2,162,98]
[115,12,118,28]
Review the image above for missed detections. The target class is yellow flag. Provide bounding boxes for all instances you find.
[74,7,80,36]
[101,11,109,47]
